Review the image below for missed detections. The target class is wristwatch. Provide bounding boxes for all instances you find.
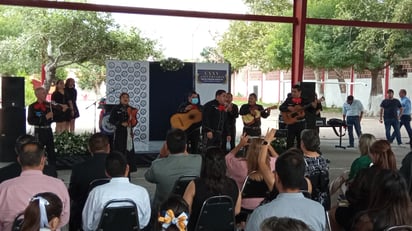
[262,141,269,145]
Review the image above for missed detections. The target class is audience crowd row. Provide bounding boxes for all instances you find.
[1,127,412,231]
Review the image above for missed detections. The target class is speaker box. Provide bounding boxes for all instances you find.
[300,82,316,102]
[0,107,26,162]
[1,77,25,108]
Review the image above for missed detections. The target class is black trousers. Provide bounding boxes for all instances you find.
[286,121,306,149]
[35,128,56,165]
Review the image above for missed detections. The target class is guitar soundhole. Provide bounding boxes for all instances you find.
[291,112,298,117]
[189,115,195,119]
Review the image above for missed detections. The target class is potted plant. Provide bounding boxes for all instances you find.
[54,131,91,169]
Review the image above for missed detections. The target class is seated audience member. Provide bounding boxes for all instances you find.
[348,133,376,181]
[352,170,412,230]
[300,129,331,210]
[399,147,412,197]
[68,133,110,231]
[245,147,325,231]
[158,195,189,231]
[331,140,397,231]
[82,152,151,231]
[145,128,202,211]
[225,133,277,211]
[258,129,312,203]
[0,134,57,184]
[0,142,70,231]
[260,216,313,231]
[183,147,241,231]
[21,192,63,231]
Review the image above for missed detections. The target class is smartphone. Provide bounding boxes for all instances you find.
[275,129,288,138]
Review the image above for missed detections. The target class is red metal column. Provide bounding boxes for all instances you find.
[291,0,307,86]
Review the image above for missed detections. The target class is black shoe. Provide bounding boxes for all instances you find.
[347,145,354,148]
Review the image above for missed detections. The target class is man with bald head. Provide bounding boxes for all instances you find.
[27,87,57,165]
[0,142,70,231]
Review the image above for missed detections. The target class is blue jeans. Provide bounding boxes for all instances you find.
[346,116,362,146]
[390,115,412,144]
[384,118,401,144]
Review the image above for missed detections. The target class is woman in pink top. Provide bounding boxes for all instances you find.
[225,133,277,210]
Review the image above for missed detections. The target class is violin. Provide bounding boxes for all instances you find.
[127,107,138,127]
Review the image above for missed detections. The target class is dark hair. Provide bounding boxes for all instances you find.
[275,148,305,189]
[300,129,320,152]
[369,140,397,170]
[201,147,229,193]
[215,89,226,97]
[21,192,63,231]
[356,170,412,230]
[64,78,75,88]
[15,134,36,155]
[387,89,394,94]
[158,195,189,231]
[260,216,313,231]
[19,142,45,167]
[119,92,129,99]
[105,152,127,177]
[292,84,301,91]
[249,93,257,99]
[187,90,198,98]
[166,129,187,154]
[400,89,407,95]
[88,133,110,153]
[347,95,354,101]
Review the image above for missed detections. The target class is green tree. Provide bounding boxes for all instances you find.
[0,6,161,93]
[334,0,412,114]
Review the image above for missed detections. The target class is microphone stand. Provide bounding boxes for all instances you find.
[85,89,116,134]
[85,98,100,134]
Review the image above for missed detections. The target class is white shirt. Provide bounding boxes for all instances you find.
[343,99,364,117]
[82,177,151,231]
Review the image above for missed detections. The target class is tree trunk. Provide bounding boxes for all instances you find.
[44,62,56,93]
[367,69,383,116]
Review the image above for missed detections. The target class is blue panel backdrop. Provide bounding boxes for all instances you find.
[149,62,195,140]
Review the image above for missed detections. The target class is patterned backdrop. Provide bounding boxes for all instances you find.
[106,60,150,151]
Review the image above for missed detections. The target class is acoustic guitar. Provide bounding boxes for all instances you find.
[281,104,312,125]
[170,109,202,131]
[242,105,277,125]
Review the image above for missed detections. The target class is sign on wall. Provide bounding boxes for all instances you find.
[195,63,230,102]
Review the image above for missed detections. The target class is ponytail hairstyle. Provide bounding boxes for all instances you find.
[21,192,63,231]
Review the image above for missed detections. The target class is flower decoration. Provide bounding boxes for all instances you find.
[54,131,91,156]
[160,57,184,72]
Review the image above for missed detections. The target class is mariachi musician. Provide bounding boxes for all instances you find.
[109,92,138,172]
[176,91,203,154]
[27,87,68,166]
[279,84,317,149]
[239,93,272,137]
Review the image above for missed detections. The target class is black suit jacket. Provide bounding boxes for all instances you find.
[68,153,108,230]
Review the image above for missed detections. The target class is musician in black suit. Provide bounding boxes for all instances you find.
[239,93,271,137]
[177,91,203,154]
[109,92,138,172]
[224,93,239,151]
[68,133,110,231]
[201,89,230,152]
[279,84,316,149]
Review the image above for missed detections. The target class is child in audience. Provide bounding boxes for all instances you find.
[158,195,189,231]
[21,192,63,231]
